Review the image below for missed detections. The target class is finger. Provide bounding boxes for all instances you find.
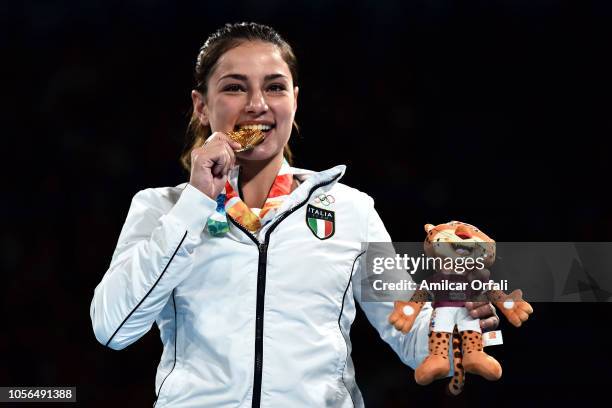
[465,301,488,312]
[465,302,489,317]
[510,289,523,300]
[469,303,495,319]
[480,315,500,332]
[517,310,530,322]
[389,312,399,324]
[228,138,243,151]
[206,132,223,145]
[506,313,520,327]
[220,149,232,177]
[211,161,224,177]
[191,153,200,167]
[401,318,413,334]
[211,149,227,177]
[191,143,204,161]
[192,142,210,166]
[206,133,233,155]
[209,136,235,173]
[390,303,406,322]
[222,141,237,168]
[215,131,243,151]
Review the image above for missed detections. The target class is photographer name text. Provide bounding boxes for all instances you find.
[372,279,508,291]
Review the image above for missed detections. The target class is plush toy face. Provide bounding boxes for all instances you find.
[424,221,496,270]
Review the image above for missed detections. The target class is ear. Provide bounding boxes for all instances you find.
[191,90,209,126]
[293,86,299,113]
[424,224,435,233]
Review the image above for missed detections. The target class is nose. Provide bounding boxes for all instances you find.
[245,90,268,114]
[455,225,473,240]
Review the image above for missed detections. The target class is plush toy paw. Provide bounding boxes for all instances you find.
[389,301,423,333]
[415,354,451,385]
[494,289,533,327]
[462,351,502,381]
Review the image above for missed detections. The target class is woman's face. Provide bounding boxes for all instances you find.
[192,41,299,162]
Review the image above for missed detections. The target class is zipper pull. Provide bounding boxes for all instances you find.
[259,243,268,253]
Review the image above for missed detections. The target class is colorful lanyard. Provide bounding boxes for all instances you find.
[206,160,293,236]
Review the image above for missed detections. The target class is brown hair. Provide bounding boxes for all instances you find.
[181,22,299,172]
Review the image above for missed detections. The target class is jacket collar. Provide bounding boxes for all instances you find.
[248,164,345,239]
[271,164,346,218]
[291,164,346,186]
[177,164,346,240]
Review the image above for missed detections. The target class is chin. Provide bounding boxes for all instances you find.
[238,135,287,162]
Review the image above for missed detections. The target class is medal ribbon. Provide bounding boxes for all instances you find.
[206,159,293,236]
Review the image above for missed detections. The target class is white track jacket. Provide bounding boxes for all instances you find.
[90,164,431,407]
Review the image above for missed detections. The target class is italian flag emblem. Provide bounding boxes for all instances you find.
[306,204,335,240]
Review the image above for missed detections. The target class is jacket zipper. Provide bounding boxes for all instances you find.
[228,173,341,408]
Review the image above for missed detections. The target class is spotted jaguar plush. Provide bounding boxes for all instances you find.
[388,221,533,395]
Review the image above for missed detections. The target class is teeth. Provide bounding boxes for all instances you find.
[239,124,272,131]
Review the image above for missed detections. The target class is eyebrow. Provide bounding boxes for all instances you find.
[218,73,288,82]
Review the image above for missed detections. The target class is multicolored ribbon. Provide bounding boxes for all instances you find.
[206,160,293,236]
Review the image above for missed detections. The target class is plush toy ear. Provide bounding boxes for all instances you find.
[424,224,435,233]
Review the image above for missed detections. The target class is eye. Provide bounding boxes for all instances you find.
[222,84,246,92]
[267,83,286,92]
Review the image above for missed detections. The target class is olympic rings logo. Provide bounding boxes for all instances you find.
[313,194,335,206]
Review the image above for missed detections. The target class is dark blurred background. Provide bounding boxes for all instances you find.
[2,0,611,406]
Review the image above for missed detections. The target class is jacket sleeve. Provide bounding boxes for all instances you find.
[90,184,217,350]
[353,195,432,370]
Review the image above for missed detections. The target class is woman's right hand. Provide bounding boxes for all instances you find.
[189,132,243,199]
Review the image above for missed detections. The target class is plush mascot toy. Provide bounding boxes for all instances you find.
[388,221,533,395]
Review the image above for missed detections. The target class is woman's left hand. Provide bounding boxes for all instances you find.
[464,302,500,332]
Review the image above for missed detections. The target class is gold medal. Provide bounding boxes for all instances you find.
[227,129,265,152]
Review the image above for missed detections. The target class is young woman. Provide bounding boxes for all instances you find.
[90,22,498,407]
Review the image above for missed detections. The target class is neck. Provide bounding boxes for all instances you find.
[238,153,285,209]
